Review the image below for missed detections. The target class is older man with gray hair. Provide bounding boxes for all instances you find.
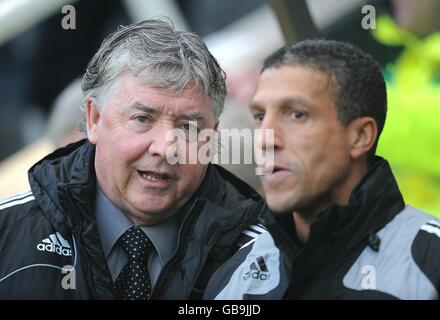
[0,19,291,299]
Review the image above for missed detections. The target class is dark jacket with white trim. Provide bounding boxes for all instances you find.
[0,140,292,299]
[278,157,440,300]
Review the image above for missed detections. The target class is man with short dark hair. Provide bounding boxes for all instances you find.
[0,19,289,300]
[250,39,440,299]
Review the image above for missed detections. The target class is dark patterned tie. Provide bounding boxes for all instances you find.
[114,227,153,300]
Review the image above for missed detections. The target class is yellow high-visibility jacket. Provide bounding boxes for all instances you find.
[373,16,440,217]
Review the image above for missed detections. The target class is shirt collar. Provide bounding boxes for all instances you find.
[95,187,179,266]
[140,217,179,266]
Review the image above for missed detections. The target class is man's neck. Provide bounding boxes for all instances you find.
[292,210,318,242]
[293,160,369,242]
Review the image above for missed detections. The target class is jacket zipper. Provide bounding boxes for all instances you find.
[62,186,99,299]
[150,198,200,299]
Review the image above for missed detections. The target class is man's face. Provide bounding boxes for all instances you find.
[250,66,352,214]
[87,73,216,225]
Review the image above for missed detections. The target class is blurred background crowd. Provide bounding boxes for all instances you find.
[0,0,439,217]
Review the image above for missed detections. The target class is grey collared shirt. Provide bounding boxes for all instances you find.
[95,187,179,287]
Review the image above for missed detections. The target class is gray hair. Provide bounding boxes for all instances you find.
[80,18,227,132]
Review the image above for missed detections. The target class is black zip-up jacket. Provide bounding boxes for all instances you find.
[278,157,440,299]
[0,140,292,299]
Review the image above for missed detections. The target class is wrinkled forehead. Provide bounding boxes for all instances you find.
[105,71,205,98]
[251,66,336,108]
[105,73,215,120]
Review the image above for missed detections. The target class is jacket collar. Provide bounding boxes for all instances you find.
[28,139,96,237]
[283,157,405,296]
[291,157,405,274]
[320,156,404,254]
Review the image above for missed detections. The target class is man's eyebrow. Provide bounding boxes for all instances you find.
[249,101,263,111]
[283,96,314,108]
[178,113,206,122]
[128,103,206,121]
[129,102,156,113]
[250,96,315,109]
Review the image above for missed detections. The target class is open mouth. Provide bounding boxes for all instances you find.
[256,165,284,176]
[137,170,171,181]
[272,167,283,173]
[266,166,285,175]
[259,165,290,178]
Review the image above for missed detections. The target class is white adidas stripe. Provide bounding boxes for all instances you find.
[49,234,59,245]
[247,227,261,235]
[0,195,35,211]
[41,232,70,249]
[242,229,261,238]
[55,232,70,248]
[249,224,266,234]
[41,232,71,249]
[0,190,32,205]
[427,220,440,228]
[240,237,257,250]
[420,224,440,238]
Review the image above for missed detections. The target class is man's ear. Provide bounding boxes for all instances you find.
[85,98,101,144]
[347,117,378,159]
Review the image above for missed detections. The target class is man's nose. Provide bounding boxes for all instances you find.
[259,112,283,151]
[147,123,176,159]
